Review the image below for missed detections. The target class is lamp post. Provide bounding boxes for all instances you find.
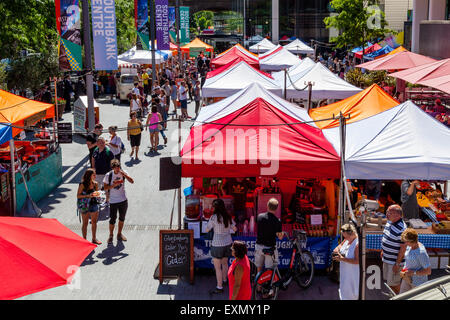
[81,0,95,132]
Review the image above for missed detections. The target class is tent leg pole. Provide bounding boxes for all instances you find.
[9,140,16,216]
[178,117,182,230]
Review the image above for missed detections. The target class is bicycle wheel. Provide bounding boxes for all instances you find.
[294,251,315,288]
[252,270,279,300]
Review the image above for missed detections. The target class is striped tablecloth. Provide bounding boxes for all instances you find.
[366,233,450,250]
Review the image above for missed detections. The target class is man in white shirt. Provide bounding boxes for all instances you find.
[103,159,134,244]
[179,81,189,119]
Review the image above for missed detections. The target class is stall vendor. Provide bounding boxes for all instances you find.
[221,178,256,221]
[401,180,420,220]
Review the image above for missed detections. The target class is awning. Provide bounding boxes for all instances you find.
[249,38,276,54]
[211,44,258,70]
[259,45,301,71]
[0,90,55,137]
[309,84,399,129]
[0,123,12,145]
[283,39,314,55]
[357,51,436,71]
[182,83,340,178]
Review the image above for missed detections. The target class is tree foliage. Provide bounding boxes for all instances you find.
[191,10,214,35]
[324,0,393,50]
[115,0,136,53]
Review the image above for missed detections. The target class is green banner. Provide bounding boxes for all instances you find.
[180,6,190,44]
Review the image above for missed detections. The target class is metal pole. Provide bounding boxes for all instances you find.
[178,117,182,230]
[9,140,16,216]
[150,0,156,84]
[284,68,287,100]
[306,82,313,112]
[243,0,246,47]
[53,77,58,143]
[360,212,366,300]
[81,0,96,132]
[338,113,346,240]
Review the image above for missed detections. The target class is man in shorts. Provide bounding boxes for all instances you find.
[381,204,407,294]
[179,81,189,119]
[255,198,285,273]
[103,159,134,244]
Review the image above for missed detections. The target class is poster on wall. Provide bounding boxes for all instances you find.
[55,0,83,71]
[134,0,149,50]
[179,6,190,44]
[91,0,118,70]
[155,0,170,50]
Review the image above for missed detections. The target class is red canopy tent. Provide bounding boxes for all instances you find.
[0,217,96,300]
[181,87,340,178]
[356,51,437,71]
[210,45,259,70]
[206,58,273,79]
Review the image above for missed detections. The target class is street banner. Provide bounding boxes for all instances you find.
[55,0,83,71]
[179,6,190,44]
[155,0,169,50]
[91,0,118,70]
[168,6,176,44]
[134,0,149,50]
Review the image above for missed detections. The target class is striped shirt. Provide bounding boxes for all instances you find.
[381,219,406,265]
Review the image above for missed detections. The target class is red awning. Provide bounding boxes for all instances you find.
[207,58,273,79]
[181,98,340,178]
[211,45,259,70]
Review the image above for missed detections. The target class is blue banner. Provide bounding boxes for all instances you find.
[91,0,118,70]
[194,235,338,270]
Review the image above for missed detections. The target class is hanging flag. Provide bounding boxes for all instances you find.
[179,6,190,44]
[135,0,149,50]
[91,0,118,70]
[155,0,169,50]
[168,6,176,44]
[55,0,83,71]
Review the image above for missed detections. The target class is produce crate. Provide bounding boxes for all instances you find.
[432,221,450,234]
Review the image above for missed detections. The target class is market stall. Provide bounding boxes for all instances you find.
[283,39,314,55]
[117,46,165,65]
[202,60,282,98]
[0,90,61,215]
[283,62,362,100]
[272,57,316,85]
[249,38,276,54]
[181,83,341,270]
[258,45,301,71]
[181,37,214,58]
[210,44,259,70]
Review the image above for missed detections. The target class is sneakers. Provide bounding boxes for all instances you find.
[209,287,224,294]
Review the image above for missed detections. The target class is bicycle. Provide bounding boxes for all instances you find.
[252,229,315,300]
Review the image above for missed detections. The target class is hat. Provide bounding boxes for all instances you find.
[154,86,161,90]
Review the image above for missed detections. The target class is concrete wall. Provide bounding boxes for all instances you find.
[419,20,450,59]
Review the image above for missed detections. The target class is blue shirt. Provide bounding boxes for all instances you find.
[404,243,431,287]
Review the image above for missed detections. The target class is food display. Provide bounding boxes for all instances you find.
[201,194,218,220]
[416,183,449,221]
[185,195,200,219]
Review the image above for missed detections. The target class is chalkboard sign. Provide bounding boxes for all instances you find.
[57,122,73,144]
[159,229,194,284]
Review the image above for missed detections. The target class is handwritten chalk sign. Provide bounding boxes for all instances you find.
[159,230,194,284]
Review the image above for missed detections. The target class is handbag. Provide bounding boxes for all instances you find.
[77,197,90,211]
[205,228,214,240]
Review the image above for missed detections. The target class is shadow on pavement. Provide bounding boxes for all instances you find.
[62,155,89,184]
[98,204,110,221]
[81,250,99,267]
[97,241,129,265]
[38,187,72,214]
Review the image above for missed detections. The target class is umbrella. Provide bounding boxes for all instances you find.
[356,51,436,71]
[0,217,96,300]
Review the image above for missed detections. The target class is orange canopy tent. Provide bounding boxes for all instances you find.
[308,84,400,129]
[379,46,408,58]
[181,38,213,53]
[0,90,55,137]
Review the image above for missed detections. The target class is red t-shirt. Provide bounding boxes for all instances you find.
[228,255,252,300]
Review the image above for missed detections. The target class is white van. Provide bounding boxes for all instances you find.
[117,68,139,103]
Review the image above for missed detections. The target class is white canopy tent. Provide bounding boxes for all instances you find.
[196,82,314,126]
[323,101,450,180]
[117,46,165,65]
[249,38,277,54]
[258,45,301,71]
[283,39,315,55]
[285,62,361,100]
[272,57,316,86]
[202,61,282,98]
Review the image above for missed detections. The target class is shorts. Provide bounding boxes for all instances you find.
[149,128,158,133]
[180,99,187,109]
[210,245,232,259]
[255,244,279,269]
[383,262,402,287]
[109,200,128,225]
[130,133,141,147]
[81,202,99,213]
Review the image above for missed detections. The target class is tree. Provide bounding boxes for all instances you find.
[324,0,393,51]
[191,10,214,35]
[0,62,7,90]
[115,0,136,53]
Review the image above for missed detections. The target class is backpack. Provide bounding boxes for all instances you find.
[120,141,125,154]
[107,170,125,187]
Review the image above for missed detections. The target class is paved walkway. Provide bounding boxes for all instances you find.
[17,97,446,300]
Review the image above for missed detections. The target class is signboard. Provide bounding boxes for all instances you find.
[159,230,194,284]
[159,157,181,190]
[57,122,73,144]
[155,0,169,50]
[91,0,118,70]
[73,98,87,134]
[168,6,176,43]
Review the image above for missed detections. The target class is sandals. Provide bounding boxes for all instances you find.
[92,239,102,245]
[209,287,224,294]
[117,234,127,242]
[107,235,114,244]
